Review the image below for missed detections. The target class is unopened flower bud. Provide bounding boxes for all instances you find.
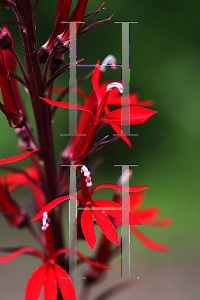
[0,28,12,50]
[0,0,12,10]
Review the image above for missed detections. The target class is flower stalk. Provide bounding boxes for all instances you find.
[15,0,64,251]
[0,1,173,299]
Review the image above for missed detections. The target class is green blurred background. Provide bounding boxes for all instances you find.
[0,0,200,299]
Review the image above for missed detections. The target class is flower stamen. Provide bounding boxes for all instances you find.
[41,212,49,231]
[100,54,117,72]
[107,82,124,93]
[81,165,92,187]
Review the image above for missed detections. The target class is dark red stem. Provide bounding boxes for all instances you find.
[15,0,64,251]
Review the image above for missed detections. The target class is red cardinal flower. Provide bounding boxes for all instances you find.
[0,161,46,211]
[0,149,40,224]
[40,61,157,162]
[114,191,174,251]
[0,47,24,127]
[31,166,148,250]
[53,56,154,160]
[0,181,26,227]
[0,225,111,300]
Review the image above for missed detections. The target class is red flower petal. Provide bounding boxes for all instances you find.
[55,248,112,269]
[61,0,89,42]
[107,93,154,107]
[91,205,120,246]
[109,122,132,147]
[3,27,27,116]
[92,200,142,225]
[134,206,160,223]
[92,61,102,105]
[148,217,174,227]
[0,149,39,166]
[25,263,47,300]
[39,97,94,121]
[47,0,72,50]
[0,48,23,127]
[44,264,57,300]
[89,184,149,198]
[54,263,76,300]
[130,226,169,252]
[104,105,131,147]
[129,192,145,211]
[53,87,65,92]
[81,206,96,250]
[0,163,45,211]
[31,195,70,222]
[100,106,157,125]
[0,247,46,263]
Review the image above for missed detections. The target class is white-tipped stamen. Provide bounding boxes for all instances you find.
[100,55,117,72]
[81,165,90,176]
[41,212,49,231]
[107,82,124,94]
[81,165,92,187]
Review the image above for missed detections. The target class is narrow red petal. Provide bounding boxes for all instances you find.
[130,226,169,251]
[53,87,65,92]
[92,199,121,221]
[92,199,121,209]
[89,184,149,198]
[148,217,174,227]
[31,195,70,222]
[54,263,76,300]
[107,94,154,107]
[44,264,57,300]
[0,48,21,120]
[104,105,131,147]
[0,247,46,263]
[0,149,39,166]
[92,61,102,105]
[81,206,96,250]
[134,206,160,223]
[91,206,120,246]
[55,249,112,269]
[25,263,47,300]
[100,106,157,125]
[110,123,132,147]
[39,97,94,120]
[92,200,142,225]
[129,192,145,211]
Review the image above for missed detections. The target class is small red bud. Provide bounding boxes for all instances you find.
[0,29,12,50]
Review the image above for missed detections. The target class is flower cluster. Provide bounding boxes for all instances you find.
[0,1,173,299]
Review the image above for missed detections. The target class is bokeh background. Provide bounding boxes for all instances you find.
[0,0,200,299]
